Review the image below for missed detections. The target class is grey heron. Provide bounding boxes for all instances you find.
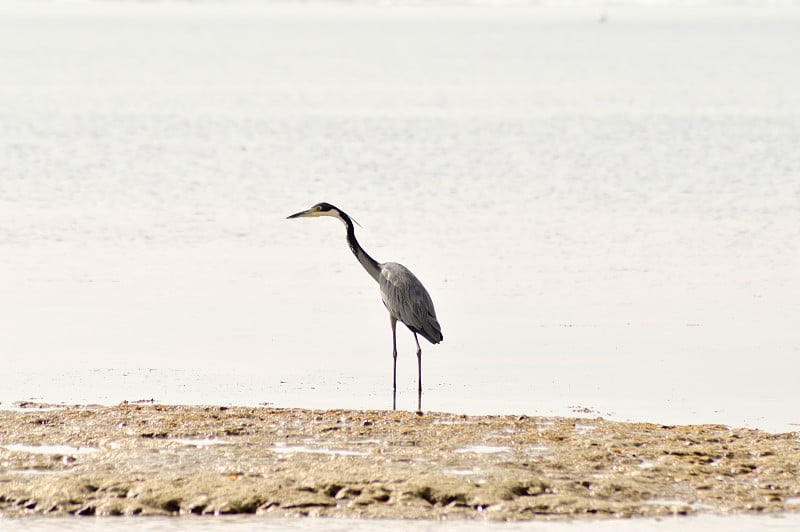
[287,202,443,412]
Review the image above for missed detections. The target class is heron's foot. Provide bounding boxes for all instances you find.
[415,410,424,416]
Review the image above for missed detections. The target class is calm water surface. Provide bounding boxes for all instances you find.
[0,1,798,433]
[4,514,800,532]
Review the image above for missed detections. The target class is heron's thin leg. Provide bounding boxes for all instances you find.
[414,332,422,413]
[390,316,398,411]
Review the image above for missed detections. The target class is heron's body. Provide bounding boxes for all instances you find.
[379,263,442,344]
[287,202,442,412]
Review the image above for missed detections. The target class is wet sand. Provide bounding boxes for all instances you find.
[1,403,799,520]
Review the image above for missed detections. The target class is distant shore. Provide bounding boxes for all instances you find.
[1,404,798,519]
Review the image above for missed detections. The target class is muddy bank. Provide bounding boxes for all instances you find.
[0,403,798,520]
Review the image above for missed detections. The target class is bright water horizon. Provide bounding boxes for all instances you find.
[0,0,799,439]
[2,514,800,532]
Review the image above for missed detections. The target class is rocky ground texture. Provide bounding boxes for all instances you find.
[1,403,799,520]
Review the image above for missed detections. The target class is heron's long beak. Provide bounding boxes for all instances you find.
[286,209,314,219]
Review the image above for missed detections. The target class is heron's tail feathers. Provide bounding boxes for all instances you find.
[419,318,443,345]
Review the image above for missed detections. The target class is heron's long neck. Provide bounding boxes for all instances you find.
[341,214,381,283]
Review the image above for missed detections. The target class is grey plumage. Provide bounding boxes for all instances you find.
[287,202,442,412]
[379,262,442,345]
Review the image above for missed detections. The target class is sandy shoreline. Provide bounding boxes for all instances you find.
[1,403,798,520]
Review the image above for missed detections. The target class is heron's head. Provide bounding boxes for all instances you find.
[286,202,340,220]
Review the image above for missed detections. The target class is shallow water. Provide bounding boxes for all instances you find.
[0,0,799,436]
[1,444,98,455]
[3,514,800,532]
